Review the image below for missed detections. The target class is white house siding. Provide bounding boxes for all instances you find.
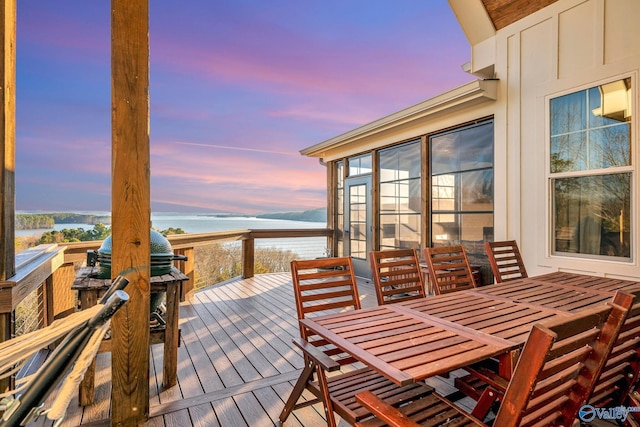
[495,0,640,278]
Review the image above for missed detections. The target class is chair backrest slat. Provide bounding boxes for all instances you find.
[423,245,475,295]
[370,249,426,305]
[485,240,528,283]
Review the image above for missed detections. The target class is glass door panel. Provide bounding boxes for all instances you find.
[345,176,371,277]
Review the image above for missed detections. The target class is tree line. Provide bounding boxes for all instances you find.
[15,223,298,291]
[36,224,186,244]
[16,213,111,230]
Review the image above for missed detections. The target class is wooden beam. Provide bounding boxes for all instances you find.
[111,0,151,425]
[0,0,16,394]
[0,0,15,282]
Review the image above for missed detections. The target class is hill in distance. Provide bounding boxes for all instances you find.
[256,207,326,223]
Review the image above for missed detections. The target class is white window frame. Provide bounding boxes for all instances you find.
[546,74,636,263]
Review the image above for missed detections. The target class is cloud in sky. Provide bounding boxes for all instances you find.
[14,0,472,214]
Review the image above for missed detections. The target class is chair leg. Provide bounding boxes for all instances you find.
[316,365,338,427]
[279,361,316,423]
[471,386,502,420]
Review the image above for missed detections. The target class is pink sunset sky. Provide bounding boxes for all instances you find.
[15,1,472,214]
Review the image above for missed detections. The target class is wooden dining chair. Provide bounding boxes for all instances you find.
[279,256,433,427]
[457,289,640,411]
[354,292,631,427]
[370,248,426,305]
[588,289,640,422]
[484,240,528,283]
[423,245,476,295]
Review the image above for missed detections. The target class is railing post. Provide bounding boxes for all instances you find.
[242,237,255,279]
[41,278,52,327]
[175,247,194,301]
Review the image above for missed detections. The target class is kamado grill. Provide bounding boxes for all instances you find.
[87,230,187,319]
[90,229,187,279]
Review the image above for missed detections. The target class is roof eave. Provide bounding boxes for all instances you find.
[300,79,498,158]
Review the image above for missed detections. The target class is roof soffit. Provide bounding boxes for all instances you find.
[481,0,559,31]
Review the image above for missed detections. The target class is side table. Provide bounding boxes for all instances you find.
[72,266,187,406]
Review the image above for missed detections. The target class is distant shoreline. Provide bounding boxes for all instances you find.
[16,208,326,230]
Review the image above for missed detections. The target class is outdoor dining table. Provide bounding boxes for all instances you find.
[299,302,521,386]
[528,271,640,293]
[299,272,640,388]
[470,271,640,313]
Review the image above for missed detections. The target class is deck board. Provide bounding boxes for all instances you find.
[48,273,381,425]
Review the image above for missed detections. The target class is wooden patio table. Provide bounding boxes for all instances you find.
[298,272,640,388]
[526,271,640,293]
[300,298,531,387]
[469,272,640,313]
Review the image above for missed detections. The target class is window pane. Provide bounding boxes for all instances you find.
[432,174,456,211]
[550,91,587,135]
[588,125,631,169]
[398,214,421,248]
[430,120,494,258]
[396,142,421,178]
[551,133,588,173]
[348,154,372,176]
[550,124,631,172]
[380,213,421,249]
[431,213,493,261]
[550,78,632,173]
[549,78,633,261]
[377,141,421,250]
[431,122,493,175]
[380,180,421,213]
[461,170,493,211]
[588,78,632,128]
[379,140,420,182]
[553,174,631,258]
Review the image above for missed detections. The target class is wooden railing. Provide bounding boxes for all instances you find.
[0,227,330,396]
[2,227,330,349]
[63,227,332,299]
[0,244,74,329]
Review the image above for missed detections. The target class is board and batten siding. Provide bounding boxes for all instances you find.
[495,0,640,279]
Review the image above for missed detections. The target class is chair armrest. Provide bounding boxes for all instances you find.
[355,390,421,427]
[293,337,340,372]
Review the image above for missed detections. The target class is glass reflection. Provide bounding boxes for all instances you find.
[550,78,631,173]
[553,174,631,258]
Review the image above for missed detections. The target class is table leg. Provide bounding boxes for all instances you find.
[498,350,518,380]
[163,281,179,388]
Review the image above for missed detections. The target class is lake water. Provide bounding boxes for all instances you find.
[16,212,328,259]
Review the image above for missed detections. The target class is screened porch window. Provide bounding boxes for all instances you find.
[378,140,421,250]
[550,78,632,259]
[430,120,494,266]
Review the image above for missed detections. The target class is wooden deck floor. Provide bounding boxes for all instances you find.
[39,273,459,427]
